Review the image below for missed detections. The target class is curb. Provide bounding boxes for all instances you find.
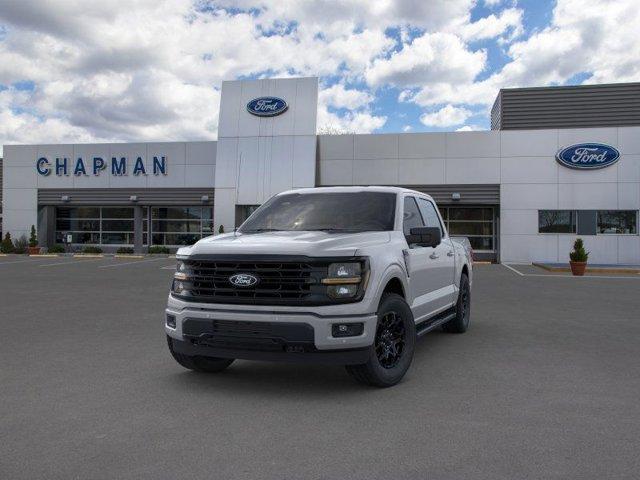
[114,254,145,259]
[73,254,105,258]
[29,254,59,257]
[533,262,640,275]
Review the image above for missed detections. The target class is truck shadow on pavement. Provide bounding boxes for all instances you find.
[161,329,455,397]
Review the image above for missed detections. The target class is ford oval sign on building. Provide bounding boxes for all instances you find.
[556,143,620,170]
[247,97,288,117]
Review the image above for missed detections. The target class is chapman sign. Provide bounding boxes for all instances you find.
[556,143,620,170]
[246,97,288,117]
[36,156,168,177]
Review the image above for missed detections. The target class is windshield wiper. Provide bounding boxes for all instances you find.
[239,228,281,234]
[305,228,360,233]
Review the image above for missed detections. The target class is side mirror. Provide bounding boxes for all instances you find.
[406,227,441,248]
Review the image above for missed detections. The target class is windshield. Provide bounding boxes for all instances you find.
[239,192,396,233]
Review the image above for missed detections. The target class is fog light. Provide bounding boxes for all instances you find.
[327,284,358,298]
[166,314,176,329]
[332,323,364,338]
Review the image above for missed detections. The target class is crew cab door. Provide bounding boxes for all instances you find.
[415,197,456,311]
[402,195,456,322]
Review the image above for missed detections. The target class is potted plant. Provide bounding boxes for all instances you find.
[569,238,589,276]
[28,225,40,255]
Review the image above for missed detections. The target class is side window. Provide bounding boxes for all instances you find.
[403,197,424,235]
[417,198,443,234]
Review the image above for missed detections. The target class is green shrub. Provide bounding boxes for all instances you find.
[569,238,589,262]
[82,246,103,254]
[1,233,14,253]
[29,225,38,247]
[148,245,170,254]
[48,244,66,254]
[116,247,135,254]
[218,224,225,234]
[13,235,28,254]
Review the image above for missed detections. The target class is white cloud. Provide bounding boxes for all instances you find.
[319,84,373,110]
[366,32,486,87]
[420,105,472,127]
[458,7,523,42]
[317,107,387,134]
[402,125,412,132]
[456,124,484,131]
[0,0,639,150]
[405,0,640,109]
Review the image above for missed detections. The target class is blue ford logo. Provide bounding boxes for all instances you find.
[556,143,620,170]
[246,97,288,117]
[229,273,259,287]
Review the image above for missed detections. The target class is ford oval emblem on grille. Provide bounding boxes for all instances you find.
[229,273,259,287]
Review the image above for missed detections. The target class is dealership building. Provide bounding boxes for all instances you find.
[1,78,639,264]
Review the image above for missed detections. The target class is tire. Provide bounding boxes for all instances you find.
[442,273,471,334]
[166,335,234,373]
[345,293,416,388]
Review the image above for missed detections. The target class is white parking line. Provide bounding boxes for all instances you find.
[0,258,53,266]
[502,263,640,280]
[98,257,168,269]
[161,265,176,270]
[502,263,524,276]
[39,258,106,267]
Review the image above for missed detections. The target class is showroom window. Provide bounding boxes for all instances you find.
[538,210,577,234]
[440,207,495,251]
[597,210,638,234]
[55,207,142,245]
[151,206,214,246]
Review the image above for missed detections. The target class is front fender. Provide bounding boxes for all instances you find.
[370,262,410,309]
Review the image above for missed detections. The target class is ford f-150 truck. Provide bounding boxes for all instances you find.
[166,186,472,387]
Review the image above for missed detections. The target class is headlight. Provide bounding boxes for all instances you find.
[174,261,191,280]
[172,261,192,294]
[327,262,361,279]
[323,262,364,299]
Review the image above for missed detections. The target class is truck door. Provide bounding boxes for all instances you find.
[402,196,442,321]
[416,197,457,311]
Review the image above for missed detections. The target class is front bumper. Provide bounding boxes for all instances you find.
[168,336,371,365]
[165,295,377,364]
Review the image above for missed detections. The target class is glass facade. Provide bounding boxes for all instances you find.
[56,207,139,245]
[150,206,214,246]
[538,210,638,235]
[538,210,577,233]
[439,207,495,252]
[55,205,214,247]
[597,210,638,234]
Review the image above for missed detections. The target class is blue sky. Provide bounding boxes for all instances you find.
[0,0,638,150]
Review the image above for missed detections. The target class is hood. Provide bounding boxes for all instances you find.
[181,231,391,257]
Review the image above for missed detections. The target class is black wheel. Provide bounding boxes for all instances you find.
[443,273,471,333]
[345,293,416,387]
[166,336,234,373]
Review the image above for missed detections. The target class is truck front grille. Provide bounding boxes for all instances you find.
[175,256,332,305]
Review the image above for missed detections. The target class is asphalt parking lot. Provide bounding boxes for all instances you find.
[1,256,639,479]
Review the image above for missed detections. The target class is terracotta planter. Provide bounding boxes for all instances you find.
[27,246,41,255]
[569,261,587,276]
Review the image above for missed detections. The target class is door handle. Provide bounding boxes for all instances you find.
[447,250,454,257]
[429,252,439,260]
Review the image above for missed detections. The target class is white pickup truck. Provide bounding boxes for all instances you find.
[166,186,473,387]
